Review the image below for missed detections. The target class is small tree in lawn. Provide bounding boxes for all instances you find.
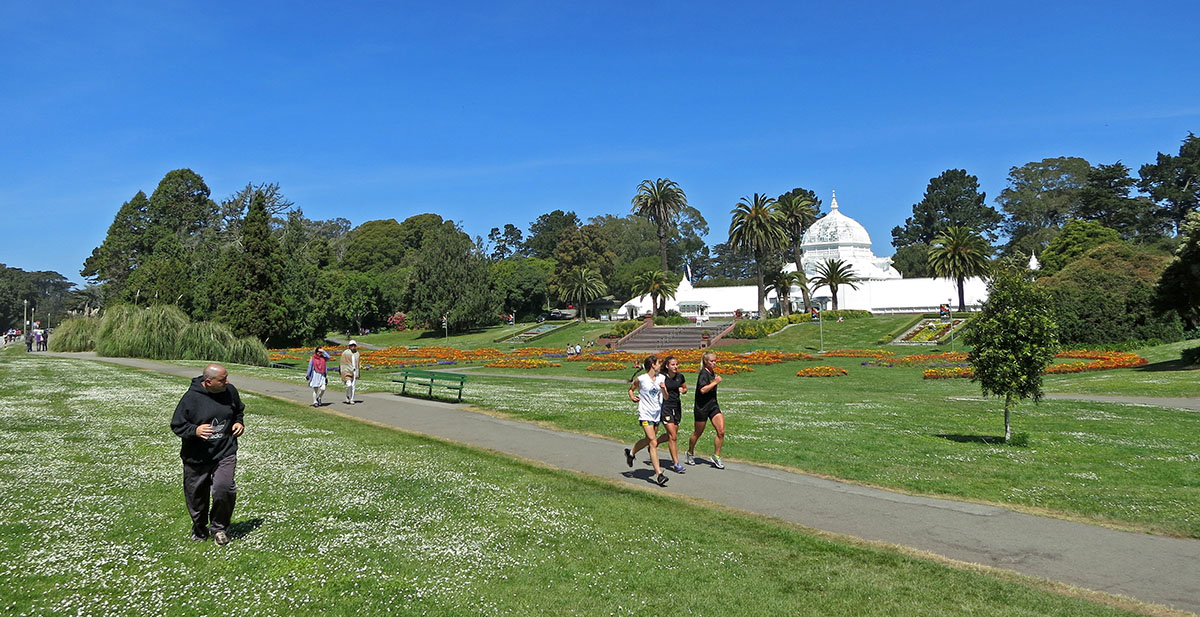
[962,263,1059,442]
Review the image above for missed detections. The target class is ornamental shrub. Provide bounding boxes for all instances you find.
[608,320,641,338]
[653,315,692,326]
[227,336,270,367]
[387,311,407,331]
[178,321,236,362]
[48,317,98,352]
[95,304,142,358]
[823,310,871,320]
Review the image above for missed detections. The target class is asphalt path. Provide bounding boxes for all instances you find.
[45,352,1200,615]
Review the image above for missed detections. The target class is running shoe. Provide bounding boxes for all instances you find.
[670,463,686,474]
[712,456,725,469]
[624,448,635,468]
[685,452,696,465]
[656,473,669,486]
[213,530,230,546]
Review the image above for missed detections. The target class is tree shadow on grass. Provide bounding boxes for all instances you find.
[935,434,1006,445]
[229,518,264,539]
[1134,359,1200,373]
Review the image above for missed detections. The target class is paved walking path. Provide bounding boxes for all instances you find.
[49,353,1200,614]
[1044,392,1200,411]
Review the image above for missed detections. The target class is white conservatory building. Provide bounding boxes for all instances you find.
[621,192,988,319]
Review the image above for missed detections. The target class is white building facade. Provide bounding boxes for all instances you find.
[621,193,988,318]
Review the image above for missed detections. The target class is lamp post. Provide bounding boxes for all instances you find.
[23,299,28,335]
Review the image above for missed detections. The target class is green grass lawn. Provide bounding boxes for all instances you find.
[0,353,1149,616]
[343,320,622,351]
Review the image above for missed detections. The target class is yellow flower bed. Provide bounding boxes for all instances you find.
[796,366,848,377]
[586,362,628,371]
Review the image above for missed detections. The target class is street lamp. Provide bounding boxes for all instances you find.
[23,299,28,335]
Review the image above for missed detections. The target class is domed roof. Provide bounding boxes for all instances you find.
[801,192,872,249]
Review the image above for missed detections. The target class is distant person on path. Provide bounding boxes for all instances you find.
[340,340,360,405]
[25,331,33,352]
[687,351,726,469]
[39,329,48,351]
[624,355,669,486]
[655,356,688,474]
[306,347,330,407]
[170,363,245,545]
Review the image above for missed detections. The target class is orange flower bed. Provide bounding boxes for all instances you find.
[821,349,895,359]
[570,351,640,363]
[796,366,848,377]
[484,358,561,369]
[586,362,628,371]
[920,350,1148,379]
[1046,350,1147,373]
[894,352,968,365]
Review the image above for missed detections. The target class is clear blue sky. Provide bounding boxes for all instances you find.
[2,2,1197,284]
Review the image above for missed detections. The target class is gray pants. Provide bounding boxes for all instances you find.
[182,455,237,537]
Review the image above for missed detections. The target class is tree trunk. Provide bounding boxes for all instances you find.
[755,259,767,320]
[957,276,967,313]
[1004,393,1012,442]
[794,248,812,313]
[658,228,669,274]
[580,295,587,322]
[830,283,839,311]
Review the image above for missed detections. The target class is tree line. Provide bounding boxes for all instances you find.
[3,132,1194,349]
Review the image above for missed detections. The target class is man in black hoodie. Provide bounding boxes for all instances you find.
[171,363,245,545]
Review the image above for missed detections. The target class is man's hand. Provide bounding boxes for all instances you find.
[195,424,213,438]
[231,422,244,437]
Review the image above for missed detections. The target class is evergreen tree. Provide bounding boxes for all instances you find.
[212,190,286,344]
[1075,162,1165,241]
[405,226,500,331]
[1155,210,1200,330]
[1138,132,1200,235]
[81,191,152,302]
[892,169,1001,247]
[995,157,1090,256]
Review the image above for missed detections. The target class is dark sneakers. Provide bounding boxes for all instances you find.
[191,533,208,542]
[624,448,635,468]
[213,530,230,546]
[656,473,669,486]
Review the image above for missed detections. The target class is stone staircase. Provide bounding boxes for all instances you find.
[617,325,712,352]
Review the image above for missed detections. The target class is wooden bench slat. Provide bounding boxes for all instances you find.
[391,368,466,402]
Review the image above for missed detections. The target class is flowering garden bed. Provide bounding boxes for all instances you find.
[921,350,1149,379]
[796,366,848,377]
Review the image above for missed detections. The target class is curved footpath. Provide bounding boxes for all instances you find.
[48,353,1200,615]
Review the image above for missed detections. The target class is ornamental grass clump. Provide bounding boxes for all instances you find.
[95,304,142,357]
[130,304,188,360]
[177,321,236,362]
[47,317,98,352]
[227,336,270,367]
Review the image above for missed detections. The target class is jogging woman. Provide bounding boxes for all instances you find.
[306,347,330,407]
[656,356,688,474]
[687,351,726,469]
[624,355,669,486]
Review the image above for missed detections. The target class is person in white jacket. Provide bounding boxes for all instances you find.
[340,340,361,404]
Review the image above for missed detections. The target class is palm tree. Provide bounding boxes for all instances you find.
[631,178,688,274]
[632,270,678,318]
[764,269,797,317]
[560,267,607,323]
[729,194,787,320]
[776,192,819,312]
[810,259,860,311]
[929,226,993,312]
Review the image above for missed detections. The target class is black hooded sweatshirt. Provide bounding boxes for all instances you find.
[171,376,245,465]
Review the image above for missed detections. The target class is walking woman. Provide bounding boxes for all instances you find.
[656,355,688,474]
[306,347,330,407]
[687,351,726,469]
[624,355,669,486]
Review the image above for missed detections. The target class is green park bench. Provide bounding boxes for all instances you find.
[391,368,467,402]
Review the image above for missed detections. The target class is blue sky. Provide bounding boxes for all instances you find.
[2,2,1197,284]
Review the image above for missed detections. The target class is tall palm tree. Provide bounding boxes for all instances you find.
[631,178,688,274]
[810,259,860,311]
[560,267,607,323]
[765,269,796,317]
[776,192,819,312]
[632,270,678,318]
[729,194,787,320]
[929,226,993,312]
